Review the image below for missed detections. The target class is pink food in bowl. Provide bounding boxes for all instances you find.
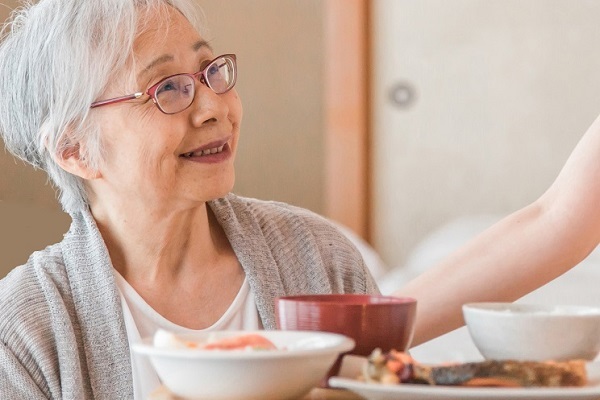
[202,333,277,350]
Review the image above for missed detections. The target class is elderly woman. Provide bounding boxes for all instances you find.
[0,0,378,398]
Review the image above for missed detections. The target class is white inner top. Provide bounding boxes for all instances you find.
[113,270,262,400]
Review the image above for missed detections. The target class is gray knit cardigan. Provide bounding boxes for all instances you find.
[0,193,379,399]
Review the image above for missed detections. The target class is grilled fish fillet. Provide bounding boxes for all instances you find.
[363,349,587,387]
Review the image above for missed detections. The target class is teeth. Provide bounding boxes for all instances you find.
[183,144,225,158]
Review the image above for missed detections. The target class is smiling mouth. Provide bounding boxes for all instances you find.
[180,144,226,158]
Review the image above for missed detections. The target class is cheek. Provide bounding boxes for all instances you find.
[229,90,243,126]
[121,147,180,196]
[100,122,176,180]
[137,139,180,179]
[229,92,243,152]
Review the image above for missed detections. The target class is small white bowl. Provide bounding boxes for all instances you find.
[463,302,600,361]
[132,330,355,400]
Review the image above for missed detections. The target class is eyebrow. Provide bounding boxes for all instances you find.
[138,40,213,79]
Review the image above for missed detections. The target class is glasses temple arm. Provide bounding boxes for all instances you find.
[91,92,144,108]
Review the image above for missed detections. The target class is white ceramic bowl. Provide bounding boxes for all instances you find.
[132,330,355,400]
[463,302,600,361]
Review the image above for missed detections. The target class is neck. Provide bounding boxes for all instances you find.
[90,200,224,282]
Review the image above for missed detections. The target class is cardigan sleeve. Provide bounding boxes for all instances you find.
[0,342,48,399]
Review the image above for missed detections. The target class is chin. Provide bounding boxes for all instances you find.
[208,179,235,201]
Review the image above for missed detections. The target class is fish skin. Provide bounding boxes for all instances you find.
[364,349,588,388]
[413,359,587,387]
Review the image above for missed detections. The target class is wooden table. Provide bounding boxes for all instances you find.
[301,388,363,400]
[149,385,364,400]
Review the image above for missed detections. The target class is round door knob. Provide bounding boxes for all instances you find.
[389,82,416,108]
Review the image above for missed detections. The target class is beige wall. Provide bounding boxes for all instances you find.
[371,0,600,266]
[199,0,325,211]
[0,0,326,277]
[0,1,70,276]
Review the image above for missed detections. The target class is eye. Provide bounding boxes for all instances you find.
[207,63,220,76]
[156,78,180,95]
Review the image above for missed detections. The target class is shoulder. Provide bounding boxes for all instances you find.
[0,243,68,341]
[218,193,334,228]
[217,193,347,243]
[215,194,379,294]
[0,244,72,398]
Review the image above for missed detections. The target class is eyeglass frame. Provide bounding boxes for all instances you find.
[90,53,237,114]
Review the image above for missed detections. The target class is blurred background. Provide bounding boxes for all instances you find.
[2,0,600,284]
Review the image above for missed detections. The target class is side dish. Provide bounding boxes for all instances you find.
[153,329,278,351]
[362,349,587,387]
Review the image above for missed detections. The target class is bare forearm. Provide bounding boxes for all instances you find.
[395,201,597,346]
[395,114,600,346]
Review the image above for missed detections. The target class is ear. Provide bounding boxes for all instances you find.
[53,139,101,180]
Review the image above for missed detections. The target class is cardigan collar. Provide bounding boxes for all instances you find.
[61,208,133,399]
[208,194,285,329]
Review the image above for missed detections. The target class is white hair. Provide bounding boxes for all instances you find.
[0,0,206,213]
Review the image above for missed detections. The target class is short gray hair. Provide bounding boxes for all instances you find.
[0,0,206,213]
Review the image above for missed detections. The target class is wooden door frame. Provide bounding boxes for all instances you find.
[324,0,371,241]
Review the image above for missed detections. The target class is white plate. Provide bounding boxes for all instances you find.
[329,358,600,400]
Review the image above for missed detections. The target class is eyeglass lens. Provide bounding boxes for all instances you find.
[155,55,236,114]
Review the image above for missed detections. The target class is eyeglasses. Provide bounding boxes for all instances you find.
[91,54,237,115]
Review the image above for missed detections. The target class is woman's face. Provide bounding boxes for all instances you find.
[90,7,243,212]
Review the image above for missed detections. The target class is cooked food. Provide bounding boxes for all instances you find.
[362,349,587,387]
[202,333,277,350]
[153,330,278,351]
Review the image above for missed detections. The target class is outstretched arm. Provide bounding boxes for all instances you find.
[395,113,600,346]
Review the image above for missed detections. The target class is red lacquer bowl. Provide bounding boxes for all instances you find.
[275,294,417,383]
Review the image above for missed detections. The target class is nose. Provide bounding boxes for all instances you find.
[189,80,230,126]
